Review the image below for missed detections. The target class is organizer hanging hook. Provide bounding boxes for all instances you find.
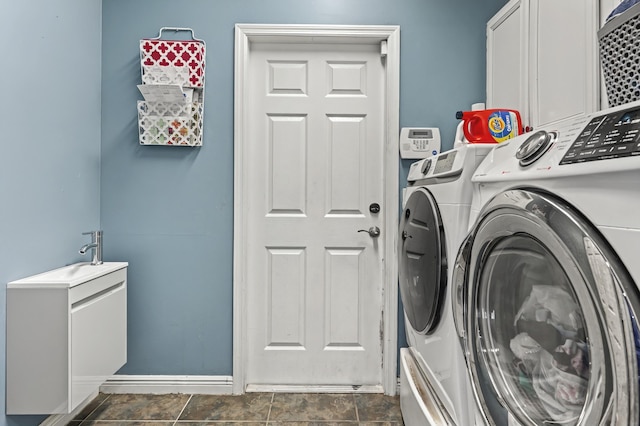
[152,27,204,44]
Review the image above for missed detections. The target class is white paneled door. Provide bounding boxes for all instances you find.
[244,40,386,387]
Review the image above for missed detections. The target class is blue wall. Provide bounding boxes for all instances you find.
[1,1,102,424]
[102,0,505,377]
[0,0,508,423]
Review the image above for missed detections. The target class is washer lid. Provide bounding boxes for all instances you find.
[398,188,447,335]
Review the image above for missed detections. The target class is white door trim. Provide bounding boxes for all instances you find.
[233,23,400,395]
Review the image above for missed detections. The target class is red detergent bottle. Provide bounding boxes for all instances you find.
[455,109,523,143]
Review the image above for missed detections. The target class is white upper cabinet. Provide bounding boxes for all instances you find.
[487,0,599,129]
[487,0,529,126]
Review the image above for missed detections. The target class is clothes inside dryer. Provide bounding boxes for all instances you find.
[398,188,447,335]
[474,236,590,425]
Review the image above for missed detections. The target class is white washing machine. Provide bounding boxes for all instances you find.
[398,143,494,425]
[453,101,640,425]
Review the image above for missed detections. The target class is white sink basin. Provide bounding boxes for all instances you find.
[8,261,128,288]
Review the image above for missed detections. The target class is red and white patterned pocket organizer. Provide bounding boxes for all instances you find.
[140,35,205,87]
[138,28,206,146]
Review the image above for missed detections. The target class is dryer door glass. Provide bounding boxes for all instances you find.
[476,235,589,425]
[462,189,640,426]
[398,188,447,335]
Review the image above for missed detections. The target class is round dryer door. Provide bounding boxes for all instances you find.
[453,189,640,426]
[398,187,447,335]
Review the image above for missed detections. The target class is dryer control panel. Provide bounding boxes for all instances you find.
[561,106,640,164]
[408,149,462,183]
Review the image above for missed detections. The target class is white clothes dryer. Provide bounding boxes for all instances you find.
[453,101,640,425]
[398,143,494,425]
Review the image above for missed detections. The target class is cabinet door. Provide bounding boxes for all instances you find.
[71,282,127,409]
[529,0,598,127]
[487,0,529,125]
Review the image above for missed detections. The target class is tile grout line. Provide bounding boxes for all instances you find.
[172,393,193,425]
[78,393,112,425]
[266,392,275,424]
[353,393,360,423]
[77,392,400,424]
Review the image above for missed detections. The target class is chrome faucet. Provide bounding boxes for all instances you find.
[79,230,103,265]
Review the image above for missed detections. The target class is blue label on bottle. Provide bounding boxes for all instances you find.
[488,111,517,142]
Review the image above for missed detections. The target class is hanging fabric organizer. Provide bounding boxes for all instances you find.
[137,28,206,146]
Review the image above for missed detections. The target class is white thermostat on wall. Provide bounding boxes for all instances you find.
[399,127,441,159]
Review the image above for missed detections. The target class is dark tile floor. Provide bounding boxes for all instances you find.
[67,392,404,425]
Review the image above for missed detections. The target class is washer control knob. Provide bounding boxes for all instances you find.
[420,158,432,175]
[516,130,557,167]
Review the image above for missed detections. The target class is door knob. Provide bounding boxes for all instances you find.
[358,226,381,238]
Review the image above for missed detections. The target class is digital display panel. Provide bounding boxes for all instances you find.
[617,108,640,125]
[433,151,457,174]
[409,129,433,139]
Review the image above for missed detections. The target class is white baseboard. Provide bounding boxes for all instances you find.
[245,384,385,393]
[99,375,234,395]
[248,378,401,395]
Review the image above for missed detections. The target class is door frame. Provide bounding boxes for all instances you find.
[233,23,400,395]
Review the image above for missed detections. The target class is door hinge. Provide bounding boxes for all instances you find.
[380,40,387,58]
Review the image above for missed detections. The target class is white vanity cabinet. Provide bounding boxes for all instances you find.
[6,262,127,415]
[487,0,599,129]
